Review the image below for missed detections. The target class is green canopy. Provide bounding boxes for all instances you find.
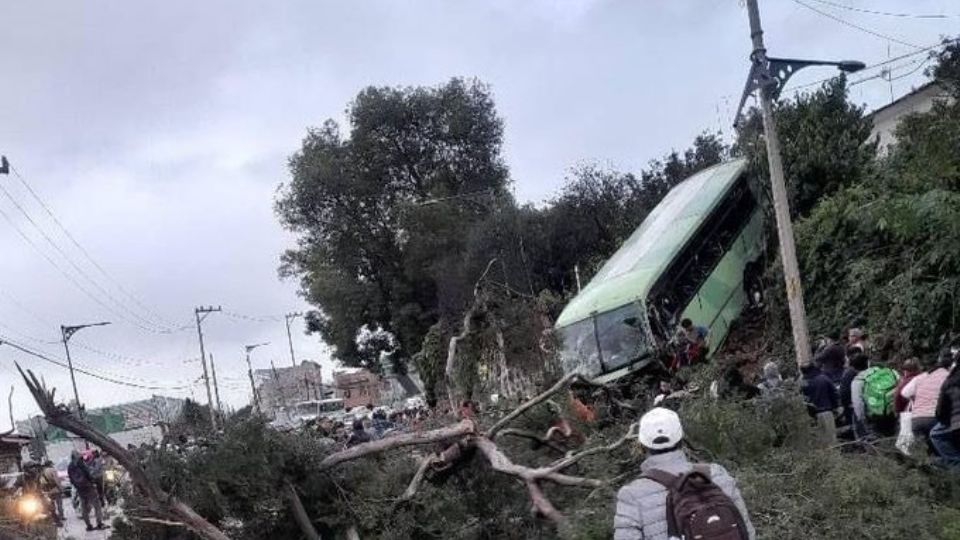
[555,159,747,328]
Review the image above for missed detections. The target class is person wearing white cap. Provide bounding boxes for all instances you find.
[613,408,755,540]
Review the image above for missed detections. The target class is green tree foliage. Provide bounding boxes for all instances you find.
[277,78,510,370]
[736,77,877,217]
[794,44,960,354]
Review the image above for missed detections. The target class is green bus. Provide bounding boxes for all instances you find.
[554,159,766,383]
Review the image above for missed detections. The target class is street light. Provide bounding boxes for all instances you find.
[735,0,864,368]
[244,342,269,413]
[734,56,865,127]
[61,321,110,418]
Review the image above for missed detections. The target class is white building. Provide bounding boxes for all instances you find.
[868,82,951,155]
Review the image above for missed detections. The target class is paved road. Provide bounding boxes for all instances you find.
[57,496,118,540]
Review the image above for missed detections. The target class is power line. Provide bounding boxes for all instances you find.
[782,38,955,93]
[7,165,179,330]
[222,310,285,323]
[805,0,951,19]
[791,0,924,50]
[0,336,191,390]
[0,181,170,332]
[0,204,146,330]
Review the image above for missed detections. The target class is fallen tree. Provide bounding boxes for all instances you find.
[16,365,231,540]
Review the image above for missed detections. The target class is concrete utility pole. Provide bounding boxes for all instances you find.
[244,343,269,414]
[284,312,302,367]
[60,321,111,419]
[8,386,14,432]
[194,306,221,431]
[738,0,864,368]
[209,353,223,419]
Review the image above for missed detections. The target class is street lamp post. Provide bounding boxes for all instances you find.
[60,321,110,419]
[736,0,864,368]
[244,343,269,414]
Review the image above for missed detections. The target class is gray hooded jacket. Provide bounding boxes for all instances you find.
[614,449,756,540]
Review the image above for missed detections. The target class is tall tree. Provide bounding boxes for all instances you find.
[277,79,509,370]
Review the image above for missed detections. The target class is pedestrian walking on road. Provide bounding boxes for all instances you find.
[40,459,64,525]
[614,407,755,540]
[68,450,108,531]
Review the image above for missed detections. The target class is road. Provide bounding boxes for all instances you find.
[57,496,118,540]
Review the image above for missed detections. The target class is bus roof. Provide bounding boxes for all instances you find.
[555,159,747,328]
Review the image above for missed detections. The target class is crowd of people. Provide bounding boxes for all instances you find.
[795,329,960,465]
[312,404,433,448]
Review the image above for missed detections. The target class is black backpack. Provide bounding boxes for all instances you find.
[643,465,749,540]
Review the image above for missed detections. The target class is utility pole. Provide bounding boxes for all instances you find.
[61,321,111,419]
[194,306,221,431]
[244,343,268,414]
[8,386,14,432]
[737,0,864,368]
[284,312,303,367]
[209,353,223,420]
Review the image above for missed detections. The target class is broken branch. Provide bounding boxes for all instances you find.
[318,420,475,471]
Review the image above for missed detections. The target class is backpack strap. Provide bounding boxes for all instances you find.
[641,468,680,489]
[692,464,712,479]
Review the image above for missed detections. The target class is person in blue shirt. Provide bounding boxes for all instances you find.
[679,318,710,365]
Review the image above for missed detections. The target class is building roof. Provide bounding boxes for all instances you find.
[555,158,747,328]
[866,81,941,119]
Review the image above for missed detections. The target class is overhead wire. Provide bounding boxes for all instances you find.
[791,0,924,50]
[7,165,180,330]
[0,181,172,333]
[0,204,145,330]
[0,335,192,390]
[804,0,952,19]
[781,38,956,94]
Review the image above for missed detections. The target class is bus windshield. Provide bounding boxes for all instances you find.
[558,303,649,376]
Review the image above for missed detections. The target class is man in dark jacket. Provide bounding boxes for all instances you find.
[814,332,846,383]
[346,419,372,447]
[931,348,960,467]
[839,353,867,435]
[801,364,840,445]
[68,450,106,531]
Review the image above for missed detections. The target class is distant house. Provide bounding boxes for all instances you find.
[868,82,951,155]
[253,360,328,416]
[334,369,389,409]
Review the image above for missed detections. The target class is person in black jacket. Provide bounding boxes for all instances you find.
[801,363,840,445]
[839,353,868,435]
[67,451,106,531]
[814,332,846,383]
[930,349,960,467]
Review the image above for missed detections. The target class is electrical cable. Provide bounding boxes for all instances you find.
[782,38,956,94]
[0,204,150,331]
[0,182,171,332]
[7,165,180,330]
[805,0,951,19]
[791,0,924,50]
[0,335,191,390]
[221,310,285,323]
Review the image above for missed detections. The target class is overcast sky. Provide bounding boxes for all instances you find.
[0,0,954,422]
